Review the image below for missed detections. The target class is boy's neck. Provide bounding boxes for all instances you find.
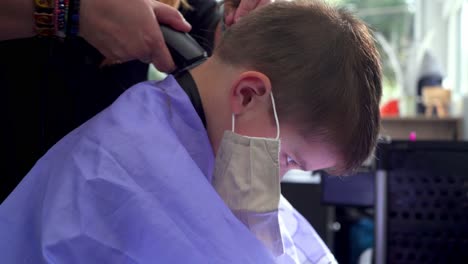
[189,58,239,153]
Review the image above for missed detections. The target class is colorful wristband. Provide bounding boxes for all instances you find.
[54,0,69,38]
[35,0,54,9]
[34,0,71,38]
[34,0,55,37]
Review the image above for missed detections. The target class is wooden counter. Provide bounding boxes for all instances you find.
[381,116,463,140]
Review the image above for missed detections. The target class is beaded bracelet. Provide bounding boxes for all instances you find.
[34,0,73,38]
[54,0,69,38]
[34,0,55,37]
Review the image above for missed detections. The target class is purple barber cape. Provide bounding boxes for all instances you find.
[0,76,275,263]
[278,196,337,264]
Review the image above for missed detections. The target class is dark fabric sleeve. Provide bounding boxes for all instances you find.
[0,0,221,203]
[0,37,148,202]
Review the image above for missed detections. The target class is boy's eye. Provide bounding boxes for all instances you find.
[286,156,300,168]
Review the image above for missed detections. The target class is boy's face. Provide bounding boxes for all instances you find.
[279,125,338,177]
[238,120,339,177]
[225,70,340,177]
[212,23,337,176]
[192,59,340,177]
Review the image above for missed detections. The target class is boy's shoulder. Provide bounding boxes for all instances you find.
[34,75,211,183]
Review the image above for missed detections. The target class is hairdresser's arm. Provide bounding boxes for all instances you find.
[0,0,35,41]
[80,0,191,71]
[225,0,272,26]
[0,0,191,72]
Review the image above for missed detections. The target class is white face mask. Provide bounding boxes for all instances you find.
[212,93,284,256]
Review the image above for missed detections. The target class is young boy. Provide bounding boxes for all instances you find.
[0,1,381,263]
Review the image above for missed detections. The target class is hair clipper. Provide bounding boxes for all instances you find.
[160,25,208,74]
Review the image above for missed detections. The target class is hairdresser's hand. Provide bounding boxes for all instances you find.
[80,0,191,72]
[225,0,272,26]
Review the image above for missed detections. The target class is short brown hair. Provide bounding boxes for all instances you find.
[216,0,382,174]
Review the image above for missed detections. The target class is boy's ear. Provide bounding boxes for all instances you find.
[230,71,272,115]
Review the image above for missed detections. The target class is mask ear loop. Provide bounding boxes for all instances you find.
[232,113,236,132]
[270,93,280,140]
[232,92,280,139]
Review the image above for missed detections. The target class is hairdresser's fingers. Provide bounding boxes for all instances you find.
[80,0,183,67]
[148,1,192,71]
[122,31,154,64]
[152,1,191,32]
[233,0,272,23]
[145,24,176,72]
[235,0,259,20]
[225,10,235,27]
[99,42,129,67]
[224,0,237,27]
[147,1,193,71]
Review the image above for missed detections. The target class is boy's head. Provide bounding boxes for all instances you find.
[192,0,382,176]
